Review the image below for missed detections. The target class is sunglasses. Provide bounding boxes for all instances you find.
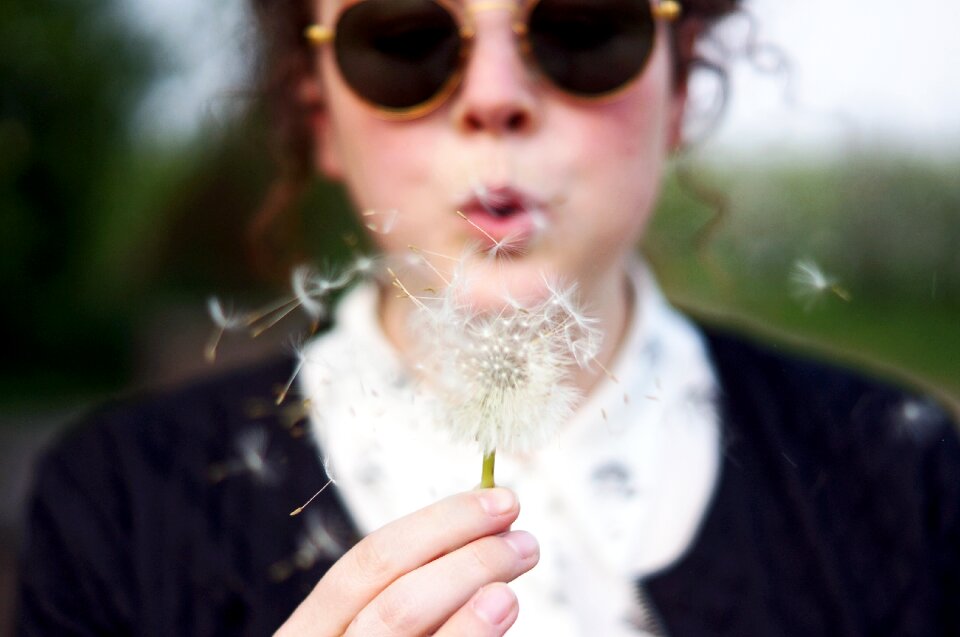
[306,0,682,119]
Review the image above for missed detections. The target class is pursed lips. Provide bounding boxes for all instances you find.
[455,185,548,247]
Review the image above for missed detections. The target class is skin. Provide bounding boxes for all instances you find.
[276,489,533,635]
[277,1,691,634]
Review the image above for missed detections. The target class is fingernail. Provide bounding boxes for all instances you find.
[473,584,515,625]
[478,488,516,516]
[503,530,538,559]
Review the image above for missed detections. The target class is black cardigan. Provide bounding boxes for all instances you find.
[16,327,960,636]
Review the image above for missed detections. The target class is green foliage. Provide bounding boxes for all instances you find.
[646,154,960,410]
[0,0,161,399]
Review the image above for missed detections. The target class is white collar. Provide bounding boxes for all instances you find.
[301,261,720,636]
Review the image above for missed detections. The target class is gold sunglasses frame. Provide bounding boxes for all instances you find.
[305,0,683,120]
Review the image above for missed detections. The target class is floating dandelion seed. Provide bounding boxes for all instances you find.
[276,340,310,406]
[290,458,339,516]
[209,428,278,484]
[346,253,379,278]
[790,258,851,311]
[398,265,602,487]
[290,264,355,327]
[294,512,348,568]
[205,251,384,368]
[361,208,399,235]
[291,265,328,324]
[270,511,348,581]
[205,297,247,362]
[543,275,602,368]
[289,478,336,516]
[893,397,944,441]
[454,210,526,259]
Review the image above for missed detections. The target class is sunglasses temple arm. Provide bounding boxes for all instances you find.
[652,0,682,21]
[303,0,682,46]
[305,24,334,46]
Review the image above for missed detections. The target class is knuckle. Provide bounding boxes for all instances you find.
[466,538,506,579]
[351,535,396,583]
[353,589,418,635]
[377,589,419,633]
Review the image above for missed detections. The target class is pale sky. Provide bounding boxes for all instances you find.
[125,0,960,156]
[709,0,960,156]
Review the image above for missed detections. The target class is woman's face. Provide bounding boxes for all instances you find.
[308,0,685,311]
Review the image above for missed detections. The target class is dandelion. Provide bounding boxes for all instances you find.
[397,266,602,487]
[790,258,851,311]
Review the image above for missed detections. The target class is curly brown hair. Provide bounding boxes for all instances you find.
[246,0,741,272]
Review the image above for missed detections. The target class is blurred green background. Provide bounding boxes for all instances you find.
[1,0,958,631]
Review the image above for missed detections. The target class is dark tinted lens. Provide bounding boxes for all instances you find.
[335,0,462,110]
[528,0,654,95]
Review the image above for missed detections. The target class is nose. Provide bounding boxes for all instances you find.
[452,8,538,135]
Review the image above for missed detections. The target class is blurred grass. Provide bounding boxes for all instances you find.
[1,0,161,404]
[645,155,960,413]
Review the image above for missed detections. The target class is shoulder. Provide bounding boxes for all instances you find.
[663,323,960,633]
[699,322,957,450]
[698,321,960,556]
[18,355,347,634]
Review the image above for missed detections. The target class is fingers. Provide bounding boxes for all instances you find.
[433,583,520,636]
[344,530,538,635]
[277,488,520,636]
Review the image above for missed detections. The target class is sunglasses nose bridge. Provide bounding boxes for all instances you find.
[452,10,537,134]
[467,0,518,15]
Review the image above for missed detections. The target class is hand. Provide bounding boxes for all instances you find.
[275,488,538,636]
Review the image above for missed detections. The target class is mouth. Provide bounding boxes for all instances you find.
[456,185,547,253]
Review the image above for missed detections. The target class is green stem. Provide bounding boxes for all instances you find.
[480,450,497,489]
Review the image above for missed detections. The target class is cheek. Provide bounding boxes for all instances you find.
[589,31,674,162]
[571,92,670,216]
[324,101,453,255]
[550,75,673,264]
[582,72,671,164]
[319,53,433,210]
[329,112,434,212]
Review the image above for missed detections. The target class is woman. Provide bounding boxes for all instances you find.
[18,0,960,635]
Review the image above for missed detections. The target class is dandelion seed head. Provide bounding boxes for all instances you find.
[410,275,602,454]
